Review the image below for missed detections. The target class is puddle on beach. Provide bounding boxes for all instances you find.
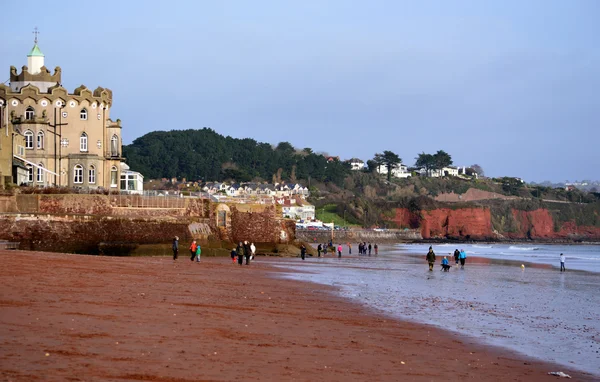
[266,248,600,377]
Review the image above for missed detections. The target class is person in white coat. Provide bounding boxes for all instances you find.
[250,242,256,260]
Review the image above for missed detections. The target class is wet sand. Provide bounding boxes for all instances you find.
[0,250,595,381]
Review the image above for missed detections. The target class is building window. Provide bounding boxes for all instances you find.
[80,108,88,120]
[80,133,88,152]
[24,130,34,149]
[37,164,44,183]
[18,145,25,156]
[27,166,33,182]
[37,131,44,149]
[74,164,83,184]
[111,135,119,156]
[88,165,96,184]
[25,107,35,120]
[110,166,118,187]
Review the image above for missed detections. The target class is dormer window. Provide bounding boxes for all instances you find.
[25,107,35,120]
[80,108,88,120]
[80,132,88,152]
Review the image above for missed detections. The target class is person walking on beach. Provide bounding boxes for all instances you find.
[426,246,436,271]
[189,239,197,261]
[250,242,256,261]
[172,236,179,260]
[237,242,244,266]
[195,242,201,262]
[358,242,363,255]
[300,245,306,260]
[337,244,342,257]
[368,243,372,256]
[231,247,237,263]
[454,249,460,264]
[560,253,566,272]
[317,243,322,257]
[348,243,352,255]
[459,249,467,269]
[244,241,251,265]
[374,243,378,255]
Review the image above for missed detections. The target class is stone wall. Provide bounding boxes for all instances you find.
[0,214,203,253]
[230,205,295,244]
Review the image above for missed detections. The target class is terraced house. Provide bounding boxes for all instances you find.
[0,34,141,191]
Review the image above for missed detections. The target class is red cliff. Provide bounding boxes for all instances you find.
[390,207,600,241]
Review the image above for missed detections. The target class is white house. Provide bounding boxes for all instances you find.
[376,163,411,178]
[418,166,464,178]
[277,197,316,220]
[348,158,365,171]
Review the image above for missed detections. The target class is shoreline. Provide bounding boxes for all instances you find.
[0,250,596,381]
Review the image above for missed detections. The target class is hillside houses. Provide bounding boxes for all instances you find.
[202,182,309,198]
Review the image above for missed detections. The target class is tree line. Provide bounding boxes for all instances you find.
[122,128,351,186]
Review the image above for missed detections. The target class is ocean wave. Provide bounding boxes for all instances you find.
[473,245,492,249]
[508,246,539,251]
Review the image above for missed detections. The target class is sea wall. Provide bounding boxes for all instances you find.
[0,194,295,254]
[296,229,422,244]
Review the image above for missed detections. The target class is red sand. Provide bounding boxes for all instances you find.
[0,250,595,381]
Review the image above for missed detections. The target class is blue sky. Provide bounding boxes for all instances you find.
[1,1,598,183]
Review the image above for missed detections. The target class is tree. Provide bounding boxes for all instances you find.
[373,150,401,182]
[470,164,484,177]
[415,152,435,175]
[432,150,453,170]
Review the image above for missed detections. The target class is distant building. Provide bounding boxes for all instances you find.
[347,158,365,171]
[0,33,141,190]
[376,163,411,178]
[277,196,315,220]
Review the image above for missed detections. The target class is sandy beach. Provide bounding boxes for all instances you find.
[0,250,596,381]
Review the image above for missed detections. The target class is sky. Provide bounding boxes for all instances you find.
[1,0,598,183]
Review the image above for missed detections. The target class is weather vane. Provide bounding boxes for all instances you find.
[33,27,40,44]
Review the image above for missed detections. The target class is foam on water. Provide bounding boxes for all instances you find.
[269,245,600,376]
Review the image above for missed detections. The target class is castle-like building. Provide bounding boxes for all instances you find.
[0,36,142,192]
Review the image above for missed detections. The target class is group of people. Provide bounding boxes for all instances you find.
[426,247,467,271]
[358,242,377,256]
[171,237,202,263]
[231,241,256,265]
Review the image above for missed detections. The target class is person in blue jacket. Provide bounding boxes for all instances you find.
[459,249,467,269]
[441,256,450,271]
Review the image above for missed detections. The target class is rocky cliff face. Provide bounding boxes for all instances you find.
[390,207,600,241]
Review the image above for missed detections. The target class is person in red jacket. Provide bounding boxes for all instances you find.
[189,239,197,261]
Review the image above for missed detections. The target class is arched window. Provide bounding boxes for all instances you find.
[37,131,44,149]
[80,132,88,152]
[74,164,83,184]
[80,108,88,120]
[111,135,119,156]
[37,163,44,183]
[25,107,35,120]
[88,165,96,184]
[110,166,118,187]
[26,165,33,182]
[24,130,34,149]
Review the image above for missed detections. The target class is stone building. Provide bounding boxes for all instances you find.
[0,37,128,190]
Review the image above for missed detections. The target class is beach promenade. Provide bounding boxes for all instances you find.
[0,250,596,381]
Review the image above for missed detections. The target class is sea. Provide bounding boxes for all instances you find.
[266,243,600,376]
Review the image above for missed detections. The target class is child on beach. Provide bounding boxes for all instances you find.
[230,248,237,263]
[195,243,201,262]
[189,239,197,261]
[441,256,450,271]
[560,253,566,272]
